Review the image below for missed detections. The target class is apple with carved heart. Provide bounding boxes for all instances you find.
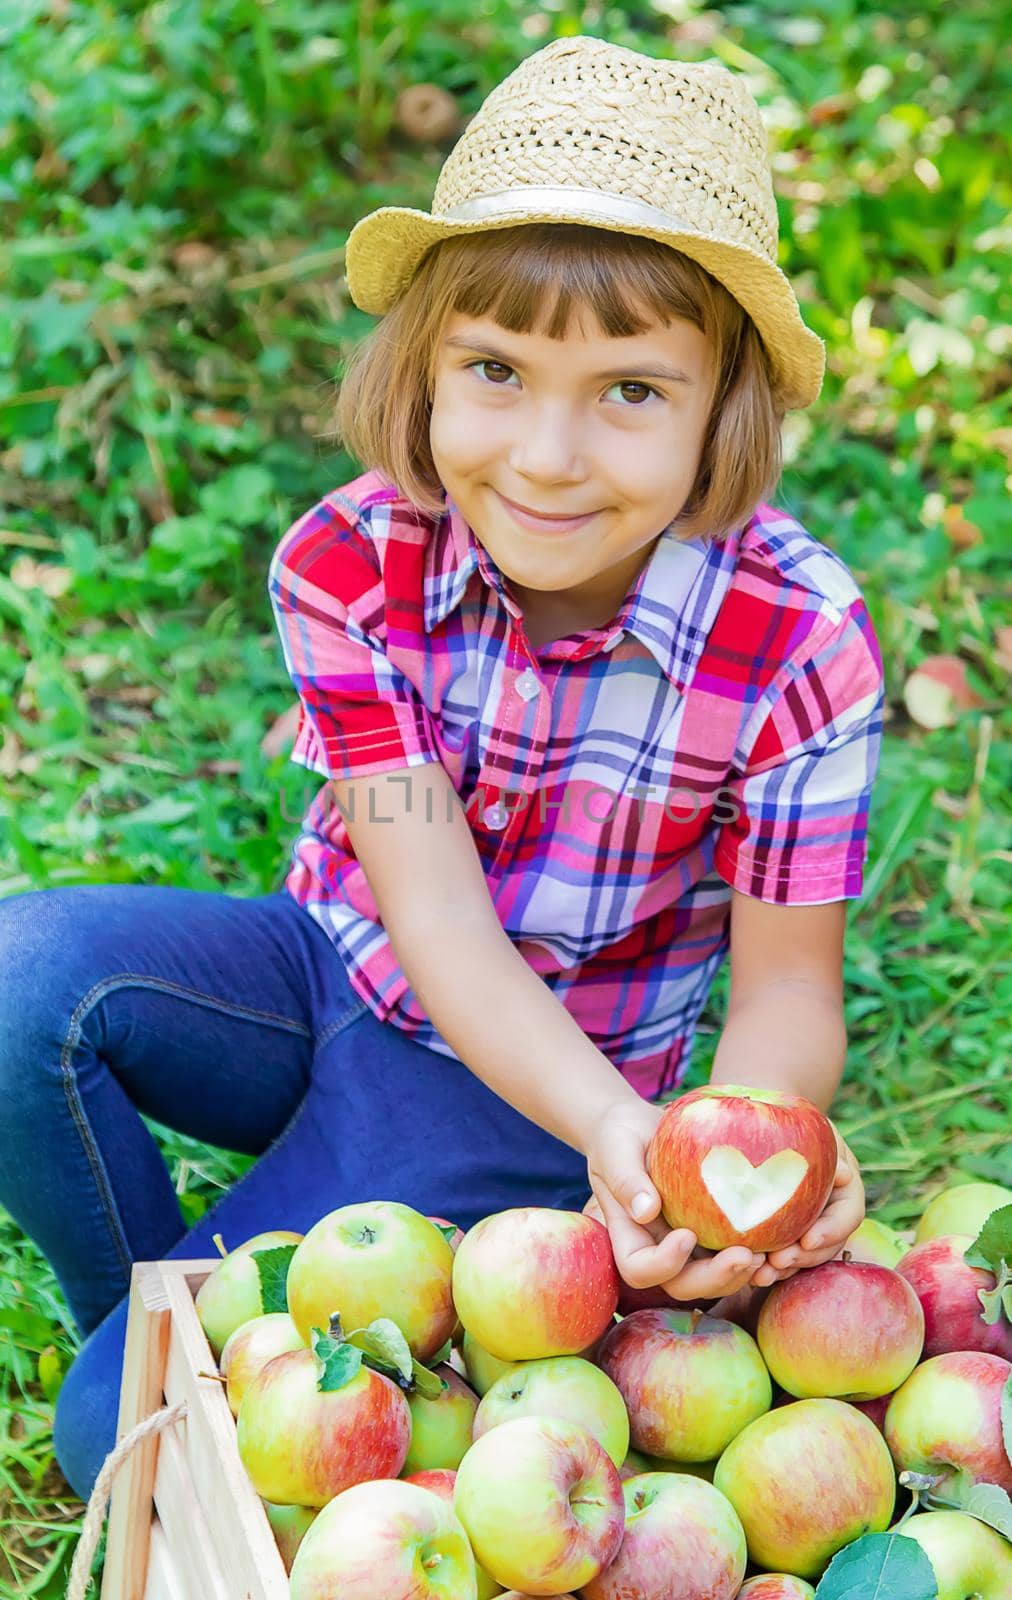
[645,1084,838,1252]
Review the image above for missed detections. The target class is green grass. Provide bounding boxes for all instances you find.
[1,0,1010,1593]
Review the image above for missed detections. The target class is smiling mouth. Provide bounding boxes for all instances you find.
[496,491,602,527]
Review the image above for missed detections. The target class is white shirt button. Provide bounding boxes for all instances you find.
[483,801,509,830]
[515,668,541,700]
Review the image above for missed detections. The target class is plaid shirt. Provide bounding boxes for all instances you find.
[269,469,883,1099]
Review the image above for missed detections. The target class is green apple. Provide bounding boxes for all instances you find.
[597,1308,771,1461]
[462,1329,524,1397]
[454,1416,625,1593]
[896,1510,1012,1599]
[263,1501,317,1574]
[713,1398,895,1579]
[843,1216,907,1268]
[474,1356,629,1468]
[219,1313,304,1418]
[289,1478,477,1599]
[914,1181,1012,1244]
[286,1200,456,1361]
[402,1364,479,1475]
[194,1230,302,1358]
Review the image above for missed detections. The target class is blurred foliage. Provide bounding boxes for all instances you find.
[0,1,1009,1592]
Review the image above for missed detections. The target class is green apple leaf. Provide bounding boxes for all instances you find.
[975,1259,1012,1325]
[964,1203,1012,1277]
[954,1480,1012,1540]
[252,1244,298,1314]
[312,1323,364,1392]
[814,1529,938,1598]
[427,1338,454,1368]
[345,1318,445,1400]
[431,1222,459,1245]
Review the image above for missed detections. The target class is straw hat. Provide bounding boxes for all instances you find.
[344,35,825,411]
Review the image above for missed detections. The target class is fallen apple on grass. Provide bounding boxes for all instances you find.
[645,1084,838,1252]
[194,1229,302,1358]
[896,1234,1012,1360]
[236,1344,411,1507]
[286,1200,456,1362]
[914,1180,1012,1243]
[755,1258,924,1399]
[884,1349,1012,1496]
[473,1355,629,1468]
[402,1364,479,1475]
[596,1307,771,1461]
[219,1312,304,1417]
[579,1471,747,1600]
[288,1478,478,1600]
[452,1207,619,1361]
[895,1509,1012,1600]
[712,1397,896,1578]
[453,1415,624,1594]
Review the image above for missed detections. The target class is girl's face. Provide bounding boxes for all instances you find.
[429,302,716,631]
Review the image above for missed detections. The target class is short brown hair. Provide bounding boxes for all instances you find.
[331,223,784,542]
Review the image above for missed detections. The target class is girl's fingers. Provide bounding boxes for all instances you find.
[660,1247,763,1302]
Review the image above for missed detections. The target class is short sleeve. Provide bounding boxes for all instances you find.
[713,600,884,905]
[268,496,440,781]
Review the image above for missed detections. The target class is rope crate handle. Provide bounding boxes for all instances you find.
[66,1400,188,1600]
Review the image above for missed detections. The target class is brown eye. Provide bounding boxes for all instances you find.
[616,382,653,404]
[475,360,513,383]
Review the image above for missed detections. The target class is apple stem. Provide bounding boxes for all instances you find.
[421,1554,441,1571]
[212,1232,228,1258]
[197,1369,227,1386]
[840,1248,852,1264]
[689,1307,705,1331]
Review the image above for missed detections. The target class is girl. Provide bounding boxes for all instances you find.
[0,36,882,1501]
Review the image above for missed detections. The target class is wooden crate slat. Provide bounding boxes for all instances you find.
[149,1426,231,1600]
[101,1263,174,1600]
[160,1268,289,1600]
[144,1519,190,1600]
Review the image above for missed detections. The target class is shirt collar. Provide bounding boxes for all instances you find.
[424,490,739,692]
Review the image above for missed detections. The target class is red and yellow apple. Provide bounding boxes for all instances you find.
[194,1229,302,1358]
[735,1579,816,1599]
[645,1085,838,1252]
[579,1471,747,1600]
[914,1181,1012,1244]
[453,1415,624,1594]
[473,1355,629,1468]
[884,1350,1012,1496]
[755,1258,924,1399]
[403,1468,504,1600]
[596,1307,771,1461]
[461,1329,524,1397]
[712,1397,896,1578]
[286,1201,455,1361]
[288,1478,477,1599]
[403,1364,479,1475]
[219,1313,304,1417]
[452,1208,619,1361]
[896,1234,1012,1360]
[236,1346,411,1506]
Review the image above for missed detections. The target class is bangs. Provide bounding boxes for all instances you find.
[429,222,708,340]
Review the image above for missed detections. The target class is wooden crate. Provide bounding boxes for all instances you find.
[100,1259,289,1600]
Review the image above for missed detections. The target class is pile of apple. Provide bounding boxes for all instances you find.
[191,1085,1012,1599]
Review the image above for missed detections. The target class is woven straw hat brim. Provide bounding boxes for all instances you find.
[344,203,826,413]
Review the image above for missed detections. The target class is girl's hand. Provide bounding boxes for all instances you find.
[584,1100,767,1304]
[749,1124,865,1288]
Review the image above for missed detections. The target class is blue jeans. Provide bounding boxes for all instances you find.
[0,885,592,1500]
